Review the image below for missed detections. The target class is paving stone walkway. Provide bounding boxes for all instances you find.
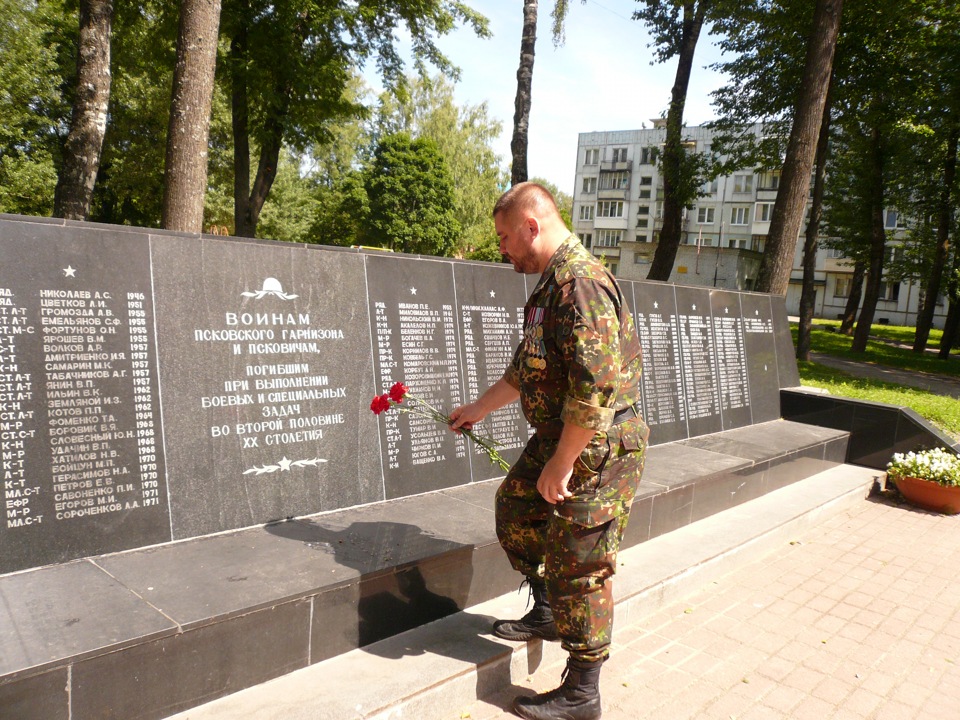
[462,495,960,720]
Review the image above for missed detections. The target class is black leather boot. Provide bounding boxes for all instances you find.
[492,578,559,641]
[513,657,603,720]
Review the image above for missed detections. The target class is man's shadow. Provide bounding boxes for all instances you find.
[266,517,533,710]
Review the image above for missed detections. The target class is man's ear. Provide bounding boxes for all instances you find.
[526,217,541,240]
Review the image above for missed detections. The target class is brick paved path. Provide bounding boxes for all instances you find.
[464,496,960,720]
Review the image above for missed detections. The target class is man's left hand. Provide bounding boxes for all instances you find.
[537,456,574,505]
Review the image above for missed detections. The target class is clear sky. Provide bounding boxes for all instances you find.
[426,0,730,195]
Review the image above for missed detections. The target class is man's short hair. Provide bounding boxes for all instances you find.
[493,182,559,220]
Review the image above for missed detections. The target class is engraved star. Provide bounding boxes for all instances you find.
[724,307,729,314]
[63,266,76,277]
[755,310,760,315]
[278,457,292,471]
[692,304,697,311]
[489,290,496,298]
[653,301,659,309]
[410,287,418,295]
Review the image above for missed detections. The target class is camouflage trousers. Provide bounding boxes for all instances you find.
[495,418,647,662]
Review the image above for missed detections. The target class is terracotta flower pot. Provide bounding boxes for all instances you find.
[893,475,960,515]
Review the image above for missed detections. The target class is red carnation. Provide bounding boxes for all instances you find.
[388,382,408,403]
[370,394,391,415]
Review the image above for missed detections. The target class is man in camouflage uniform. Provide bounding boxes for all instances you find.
[450,182,648,720]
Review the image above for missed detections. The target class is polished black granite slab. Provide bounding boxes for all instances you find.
[781,389,960,467]
[679,420,849,462]
[151,234,382,541]
[71,600,311,720]
[0,560,174,678]
[0,219,171,574]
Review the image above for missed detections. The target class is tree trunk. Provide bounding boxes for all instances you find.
[162,0,223,233]
[851,123,886,353]
[230,16,250,236]
[939,233,960,358]
[913,122,958,353]
[53,0,113,221]
[939,297,960,359]
[796,72,835,361]
[646,1,707,282]
[839,260,864,334]
[756,0,843,294]
[511,0,537,186]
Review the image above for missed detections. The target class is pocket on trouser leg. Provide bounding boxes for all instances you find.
[544,517,620,659]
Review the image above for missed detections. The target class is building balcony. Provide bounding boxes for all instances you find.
[597,188,628,200]
[594,216,629,230]
[600,160,632,172]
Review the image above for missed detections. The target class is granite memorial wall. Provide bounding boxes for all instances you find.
[0,215,799,573]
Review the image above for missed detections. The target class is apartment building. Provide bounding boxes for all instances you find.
[571,123,947,328]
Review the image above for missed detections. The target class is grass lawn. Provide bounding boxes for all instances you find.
[793,320,960,441]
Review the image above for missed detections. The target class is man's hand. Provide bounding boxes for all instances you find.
[448,378,520,434]
[448,402,485,433]
[537,456,574,505]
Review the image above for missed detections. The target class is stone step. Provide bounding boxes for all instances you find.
[164,463,880,720]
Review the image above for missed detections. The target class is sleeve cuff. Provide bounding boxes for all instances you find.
[503,368,521,390]
[561,397,614,432]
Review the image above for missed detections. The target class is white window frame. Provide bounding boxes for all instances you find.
[596,201,625,218]
[758,171,780,190]
[584,148,599,165]
[733,174,754,194]
[600,171,630,190]
[834,276,852,298]
[731,206,750,226]
[755,202,774,222]
[582,176,597,194]
[578,204,594,221]
[612,147,628,163]
[596,230,622,248]
[697,207,715,224]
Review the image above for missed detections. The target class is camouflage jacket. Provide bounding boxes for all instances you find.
[504,236,643,438]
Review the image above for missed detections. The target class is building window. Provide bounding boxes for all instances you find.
[607,262,618,275]
[755,202,774,222]
[697,207,715,224]
[637,205,650,216]
[639,176,653,186]
[733,174,754,194]
[597,201,624,218]
[884,210,906,230]
[578,204,594,221]
[637,218,648,228]
[731,206,750,225]
[834,276,852,298]
[758,170,780,190]
[638,188,651,199]
[701,178,719,195]
[827,247,845,259]
[581,233,592,248]
[635,235,648,244]
[881,281,901,302]
[584,148,599,165]
[600,171,630,190]
[582,176,597,194]
[596,230,622,247]
[612,147,628,162]
[639,147,659,165]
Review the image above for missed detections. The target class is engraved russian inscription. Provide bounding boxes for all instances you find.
[366,255,471,497]
[0,225,171,574]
